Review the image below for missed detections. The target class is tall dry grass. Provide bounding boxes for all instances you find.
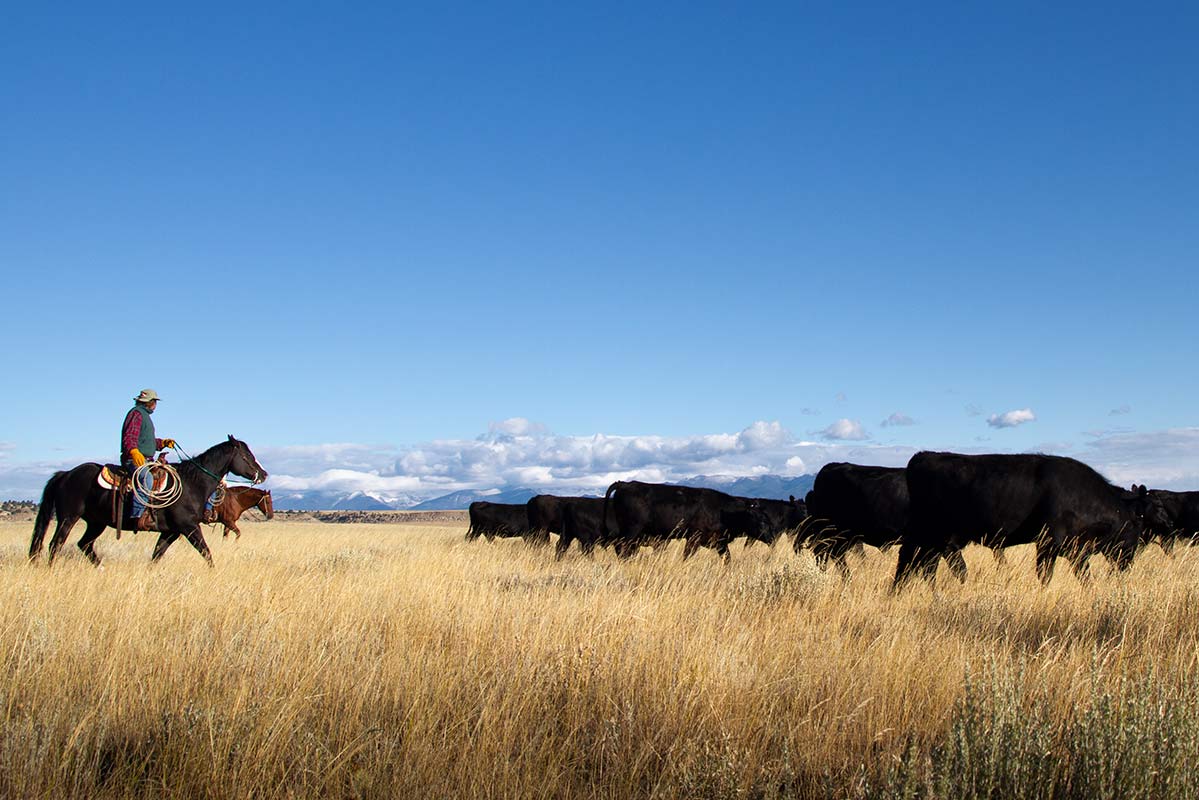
[3,518,1199,798]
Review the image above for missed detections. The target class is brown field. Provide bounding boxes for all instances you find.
[4,517,1199,799]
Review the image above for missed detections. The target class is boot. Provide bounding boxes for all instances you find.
[136,509,156,532]
[203,508,218,524]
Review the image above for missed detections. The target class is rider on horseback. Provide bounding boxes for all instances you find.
[121,389,176,531]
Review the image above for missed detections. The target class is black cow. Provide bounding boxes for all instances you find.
[895,451,1170,587]
[601,480,769,560]
[753,496,808,545]
[798,463,968,579]
[525,494,565,547]
[526,494,613,555]
[557,497,613,558]
[1148,489,1199,554]
[465,501,530,542]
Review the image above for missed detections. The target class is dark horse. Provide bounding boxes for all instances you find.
[29,436,268,567]
[212,486,274,539]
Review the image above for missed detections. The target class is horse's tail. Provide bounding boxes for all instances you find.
[29,471,66,560]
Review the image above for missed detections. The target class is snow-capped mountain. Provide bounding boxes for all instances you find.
[269,475,816,511]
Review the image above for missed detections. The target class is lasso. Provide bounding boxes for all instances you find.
[130,462,183,509]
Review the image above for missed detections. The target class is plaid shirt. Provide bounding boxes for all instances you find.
[121,407,163,457]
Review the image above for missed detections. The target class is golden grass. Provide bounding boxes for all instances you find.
[4,519,1199,798]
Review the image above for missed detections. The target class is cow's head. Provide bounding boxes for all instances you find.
[723,499,774,545]
[1124,484,1172,539]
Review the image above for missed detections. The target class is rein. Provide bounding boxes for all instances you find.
[171,443,256,486]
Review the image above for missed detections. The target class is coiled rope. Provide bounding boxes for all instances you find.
[130,462,183,509]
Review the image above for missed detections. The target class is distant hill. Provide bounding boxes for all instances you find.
[411,486,547,510]
[271,475,816,511]
[675,474,815,500]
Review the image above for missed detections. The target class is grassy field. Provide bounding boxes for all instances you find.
[4,517,1199,799]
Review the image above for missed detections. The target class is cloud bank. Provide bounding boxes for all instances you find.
[4,422,1199,501]
[255,419,910,501]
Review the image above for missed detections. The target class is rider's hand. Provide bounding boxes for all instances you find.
[162,438,177,449]
[130,449,147,468]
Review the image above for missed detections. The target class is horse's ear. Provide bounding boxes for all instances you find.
[228,434,235,442]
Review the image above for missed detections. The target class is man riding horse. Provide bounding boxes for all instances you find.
[120,389,176,531]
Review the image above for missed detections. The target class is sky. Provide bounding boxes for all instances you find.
[2,2,1197,500]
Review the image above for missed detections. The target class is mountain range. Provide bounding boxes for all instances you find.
[270,474,816,511]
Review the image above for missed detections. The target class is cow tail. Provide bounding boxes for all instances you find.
[29,471,65,560]
[465,506,477,541]
[602,482,619,544]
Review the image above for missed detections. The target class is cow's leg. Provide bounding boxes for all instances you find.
[944,548,969,583]
[150,531,181,562]
[1160,537,1176,557]
[681,536,700,560]
[1113,539,1137,572]
[992,546,1007,565]
[76,519,108,567]
[47,515,80,564]
[919,549,941,583]
[715,537,732,563]
[830,541,852,579]
[1070,548,1093,582]
[893,540,921,589]
[1035,541,1059,585]
[555,531,572,560]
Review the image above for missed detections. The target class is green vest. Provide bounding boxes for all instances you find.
[126,404,157,457]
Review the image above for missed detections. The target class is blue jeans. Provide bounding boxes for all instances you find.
[122,458,154,518]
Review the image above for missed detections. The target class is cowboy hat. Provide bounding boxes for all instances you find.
[134,389,162,403]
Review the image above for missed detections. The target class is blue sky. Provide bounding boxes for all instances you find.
[2,2,1197,499]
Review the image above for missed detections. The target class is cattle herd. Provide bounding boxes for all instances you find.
[466,451,1199,588]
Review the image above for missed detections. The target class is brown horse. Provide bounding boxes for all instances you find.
[211,486,274,539]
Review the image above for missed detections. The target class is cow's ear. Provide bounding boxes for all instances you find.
[789,495,796,502]
[1138,484,1148,497]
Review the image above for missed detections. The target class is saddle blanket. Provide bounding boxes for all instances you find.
[98,465,167,492]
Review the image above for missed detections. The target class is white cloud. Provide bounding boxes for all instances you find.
[965,404,984,417]
[818,419,870,441]
[1079,427,1199,490]
[1109,404,1132,416]
[881,412,916,427]
[987,408,1036,429]
[835,392,848,403]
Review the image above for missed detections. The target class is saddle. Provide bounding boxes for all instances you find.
[99,464,168,539]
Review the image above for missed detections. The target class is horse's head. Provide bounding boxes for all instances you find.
[258,489,275,520]
[226,435,268,484]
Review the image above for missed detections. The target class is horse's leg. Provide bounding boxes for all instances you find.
[150,531,181,562]
[47,515,80,564]
[231,520,241,540]
[182,526,215,567]
[76,519,109,567]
